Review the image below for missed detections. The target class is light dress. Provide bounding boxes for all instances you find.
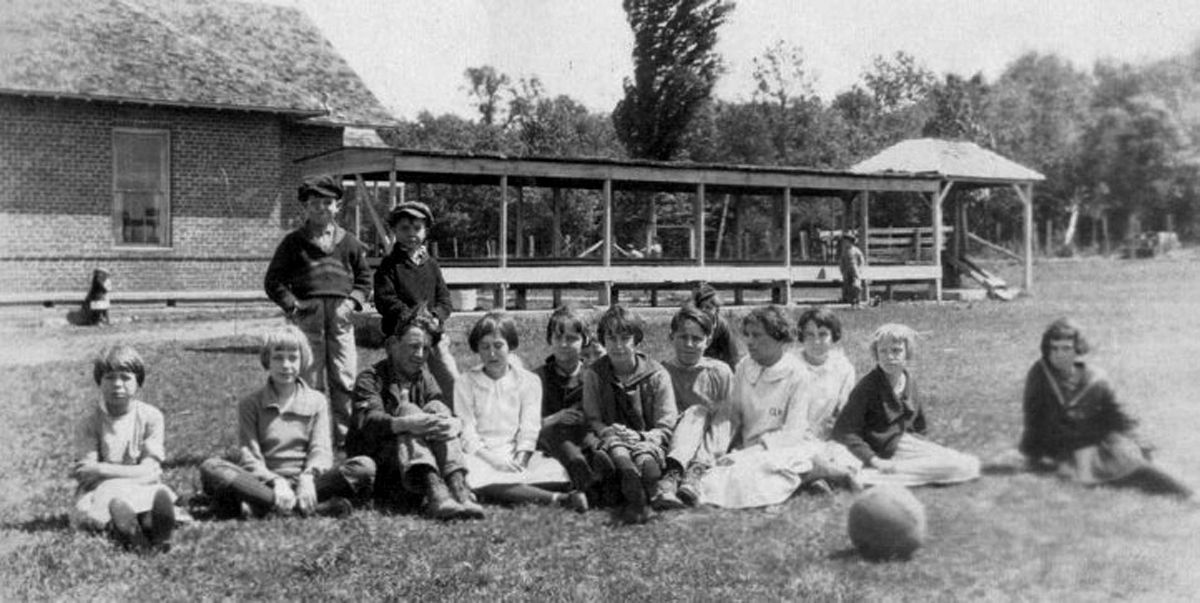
[456,361,569,489]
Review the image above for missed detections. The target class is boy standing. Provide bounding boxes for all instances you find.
[264,176,372,449]
[373,201,458,401]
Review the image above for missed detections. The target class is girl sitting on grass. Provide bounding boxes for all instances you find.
[72,345,177,552]
[199,326,376,519]
[833,323,980,487]
[794,307,863,492]
[699,306,856,509]
[534,305,600,506]
[1020,318,1192,498]
[583,304,678,523]
[457,312,587,511]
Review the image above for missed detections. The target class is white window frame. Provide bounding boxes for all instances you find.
[112,128,171,248]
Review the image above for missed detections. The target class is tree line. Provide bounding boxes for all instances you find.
[376,0,1200,259]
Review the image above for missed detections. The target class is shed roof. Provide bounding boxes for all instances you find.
[0,0,397,128]
[850,138,1045,185]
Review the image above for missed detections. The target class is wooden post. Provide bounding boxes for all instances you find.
[932,183,952,302]
[860,190,870,301]
[551,188,563,256]
[499,175,509,306]
[388,166,398,207]
[600,179,613,306]
[714,194,729,260]
[515,186,525,257]
[1044,220,1052,256]
[694,183,707,267]
[1016,183,1034,292]
[782,187,792,305]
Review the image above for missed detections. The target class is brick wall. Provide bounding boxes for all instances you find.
[0,95,344,294]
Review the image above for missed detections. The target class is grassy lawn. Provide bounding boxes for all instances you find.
[3,257,1199,600]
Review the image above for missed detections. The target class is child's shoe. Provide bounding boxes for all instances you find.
[650,470,685,511]
[676,463,708,507]
[314,497,354,518]
[619,470,650,524]
[559,490,589,513]
[108,499,149,551]
[422,471,465,520]
[446,471,485,520]
[148,489,176,552]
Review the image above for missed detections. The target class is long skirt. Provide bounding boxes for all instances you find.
[71,479,176,531]
[698,442,820,509]
[465,449,569,490]
[858,434,980,487]
[1057,433,1147,485]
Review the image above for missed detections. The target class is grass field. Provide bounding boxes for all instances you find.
[3,258,1199,600]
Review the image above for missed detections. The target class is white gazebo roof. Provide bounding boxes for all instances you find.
[850,138,1045,184]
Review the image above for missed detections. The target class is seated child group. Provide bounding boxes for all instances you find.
[75,178,1191,551]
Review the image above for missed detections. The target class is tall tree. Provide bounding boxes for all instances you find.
[612,0,735,161]
[464,65,511,126]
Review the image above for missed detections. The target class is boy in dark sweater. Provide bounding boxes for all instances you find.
[264,176,372,450]
[374,201,459,401]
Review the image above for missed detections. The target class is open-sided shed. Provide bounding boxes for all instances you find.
[851,138,1045,298]
[300,147,947,307]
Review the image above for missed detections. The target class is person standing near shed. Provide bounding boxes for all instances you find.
[264,176,373,451]
[839,233,865,308]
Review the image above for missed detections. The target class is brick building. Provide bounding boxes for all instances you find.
[0,0,396,300]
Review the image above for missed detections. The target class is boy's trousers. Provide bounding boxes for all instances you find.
[293,297,357,449]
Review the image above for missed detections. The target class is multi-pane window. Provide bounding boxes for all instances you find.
[113,129,170,246]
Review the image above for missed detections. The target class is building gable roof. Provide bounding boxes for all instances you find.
[850,138,1045,184]
[0,0,397,127]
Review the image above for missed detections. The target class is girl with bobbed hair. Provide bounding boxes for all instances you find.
[698,306,857,508]
[1020,318,1192,498]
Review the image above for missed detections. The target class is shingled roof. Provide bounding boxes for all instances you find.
[0,0,397,128]
[851,138,1045,184]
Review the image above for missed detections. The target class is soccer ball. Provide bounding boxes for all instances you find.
[847,485,927,560]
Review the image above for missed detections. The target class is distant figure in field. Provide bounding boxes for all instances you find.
[1020,318,1192,498]
[691,282,741,369]
[839,233,865,308]
[833,323,980,487]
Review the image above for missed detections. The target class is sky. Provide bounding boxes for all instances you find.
[281,0,1200,120]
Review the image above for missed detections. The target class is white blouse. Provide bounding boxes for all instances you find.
[455,362,544,455]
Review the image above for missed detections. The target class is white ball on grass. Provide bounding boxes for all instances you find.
[847,485,927,560]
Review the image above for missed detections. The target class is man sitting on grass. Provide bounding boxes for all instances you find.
[346,305,484,520]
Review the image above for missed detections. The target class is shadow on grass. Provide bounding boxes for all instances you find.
[184,345,259,355]
[4,514,70,534]
[163,453,209,469]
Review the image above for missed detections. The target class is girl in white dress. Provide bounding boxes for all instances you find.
[456,312,586,511]
[795,307,863,488]
[699,306,856,508]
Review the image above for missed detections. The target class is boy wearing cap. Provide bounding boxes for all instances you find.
[838,233,865,308]
[374,201,459,401]
[265,176,373,450]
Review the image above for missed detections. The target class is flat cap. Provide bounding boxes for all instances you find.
[298,175,343,202]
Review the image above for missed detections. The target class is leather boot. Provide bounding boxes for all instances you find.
[421,469,464,520]
[445,471,485,520]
